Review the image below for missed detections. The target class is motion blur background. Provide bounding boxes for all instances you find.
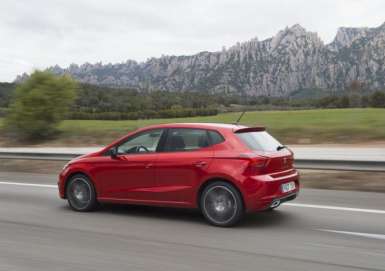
[0,0,384,270]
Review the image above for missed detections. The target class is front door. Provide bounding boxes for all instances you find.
[96,128,164,201]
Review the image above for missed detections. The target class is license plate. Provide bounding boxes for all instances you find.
[281,181,296,193]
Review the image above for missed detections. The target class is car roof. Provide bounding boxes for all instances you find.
[139,123,249,131]
[103,122,265,152]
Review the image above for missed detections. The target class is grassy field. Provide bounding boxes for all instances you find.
[1,108,385,146]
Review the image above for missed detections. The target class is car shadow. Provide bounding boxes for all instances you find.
[240,210,297,228]
[92,203,295,228]
[100,204,207,225]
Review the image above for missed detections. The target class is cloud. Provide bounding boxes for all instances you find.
[0,0,384,81]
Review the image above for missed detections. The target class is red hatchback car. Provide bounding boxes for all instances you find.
[59,123,299,226]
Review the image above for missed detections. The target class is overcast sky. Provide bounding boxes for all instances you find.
[1,0,384,82]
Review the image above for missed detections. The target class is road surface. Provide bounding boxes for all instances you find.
[0,171,384,271]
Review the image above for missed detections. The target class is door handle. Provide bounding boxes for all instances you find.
[193,161,207,168]
[145,163,153,169]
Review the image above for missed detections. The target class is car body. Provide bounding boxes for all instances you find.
[59,123,299,226]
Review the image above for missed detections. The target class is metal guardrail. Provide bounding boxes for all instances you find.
[294,159,385,172]
[0,152,78,161]
[0,152,384,172]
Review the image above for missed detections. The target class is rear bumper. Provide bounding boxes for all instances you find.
[267,192,297,209]
[242,169,300,212]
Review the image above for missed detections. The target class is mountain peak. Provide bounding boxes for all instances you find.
[378,21,385,29]
[280,24,307,36]
[289,24,306,32]
[329,25,377,50]
[268,24,322,51]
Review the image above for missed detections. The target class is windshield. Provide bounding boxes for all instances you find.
[235,131,282,152]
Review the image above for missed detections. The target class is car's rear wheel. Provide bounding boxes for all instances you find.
[200,181,244,227]
[66,174,98,212]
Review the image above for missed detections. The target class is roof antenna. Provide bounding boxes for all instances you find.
[234,111,246,125]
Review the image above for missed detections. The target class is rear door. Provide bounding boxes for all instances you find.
[155,128,214,204]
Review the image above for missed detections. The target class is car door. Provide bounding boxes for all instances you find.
[155,128,214,204]
[95,128,165,201]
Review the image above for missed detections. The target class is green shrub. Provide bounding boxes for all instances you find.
[0,107,8,117]
[369,91,385,108]
[4,71,77,140]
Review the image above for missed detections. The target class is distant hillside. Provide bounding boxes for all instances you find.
[17,23,385,97]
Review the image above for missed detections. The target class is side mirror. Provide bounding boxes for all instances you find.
[109,147,118,158]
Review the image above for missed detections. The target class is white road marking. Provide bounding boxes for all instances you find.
[1,181,385,215]
[284,203,385,214]
[0,181,56,188]
[319,229,385,241]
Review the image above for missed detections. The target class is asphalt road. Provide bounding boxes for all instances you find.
[0,171,385,271]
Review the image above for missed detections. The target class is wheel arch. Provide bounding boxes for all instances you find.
[196,177,245,210]
[63,171,95,199]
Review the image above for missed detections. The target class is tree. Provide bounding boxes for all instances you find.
[369,91,385,108]
[4,71,77,140]
[347,80,364,107]
[336,96,350,108]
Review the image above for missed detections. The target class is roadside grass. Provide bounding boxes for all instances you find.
[0,108,384,146]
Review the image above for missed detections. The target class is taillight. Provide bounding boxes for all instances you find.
[244,157,269,175]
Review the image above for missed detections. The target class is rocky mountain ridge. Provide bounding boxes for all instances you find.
[18,22,385,96]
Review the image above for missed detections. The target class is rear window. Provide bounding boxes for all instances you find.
[235,131,282,152]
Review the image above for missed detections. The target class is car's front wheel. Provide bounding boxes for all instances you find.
[66,174,98,212]
[200,181,244,227]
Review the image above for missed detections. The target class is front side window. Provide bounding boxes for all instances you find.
[117,129,164,155]
[163,128,210,152]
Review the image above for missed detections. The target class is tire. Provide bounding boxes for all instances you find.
[200,181,244,227]
[66,174,98,212]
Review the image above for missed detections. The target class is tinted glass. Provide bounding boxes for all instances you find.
[117,129,163,154]
[163,128,210,152]
[208,130,225,145]
[235,131,282,152]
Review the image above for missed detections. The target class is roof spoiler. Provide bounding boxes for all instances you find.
[234,127,266,133]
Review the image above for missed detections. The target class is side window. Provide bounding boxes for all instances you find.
[163,128,210,152]
[117,129,163,155]
[208,130,225,145]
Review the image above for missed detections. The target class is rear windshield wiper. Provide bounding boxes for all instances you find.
[276,145,287,151]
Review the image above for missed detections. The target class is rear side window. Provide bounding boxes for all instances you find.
[163,128,210,152]
[208,130,225,145]
[235,131,282,152]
